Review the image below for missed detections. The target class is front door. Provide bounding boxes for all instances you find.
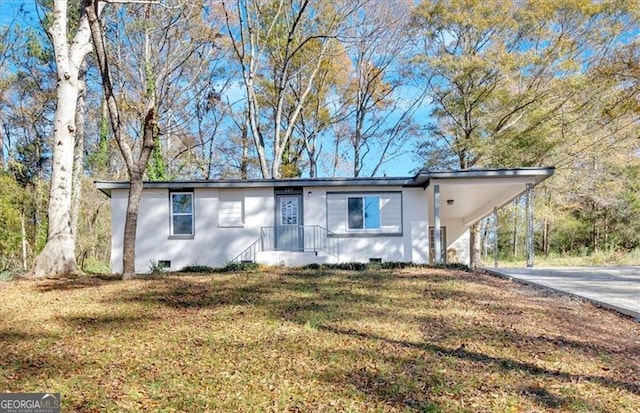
[276,194,303,251]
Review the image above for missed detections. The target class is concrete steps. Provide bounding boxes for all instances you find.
[256,250,338,266]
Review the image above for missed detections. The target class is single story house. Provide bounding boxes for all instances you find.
[96,167,554,273]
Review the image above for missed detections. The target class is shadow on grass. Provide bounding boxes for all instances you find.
[0,328,56,342]
[15,269,638,410]
[62,314,153,332]
[520,385,569,409]
[54,271,633,360]
[0,329,78,388]
[319,325,640,397]
[341,368,442,412]
[34,274,121,292]
[417,314,634,359]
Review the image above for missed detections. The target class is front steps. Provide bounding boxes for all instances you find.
[255,250,338,266]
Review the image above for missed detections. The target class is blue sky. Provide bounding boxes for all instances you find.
[0,0,37,27]
[0,0,423,177]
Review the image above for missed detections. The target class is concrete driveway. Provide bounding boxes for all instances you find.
[485,266,640,320]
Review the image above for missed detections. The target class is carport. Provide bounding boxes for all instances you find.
[415,168,555,265]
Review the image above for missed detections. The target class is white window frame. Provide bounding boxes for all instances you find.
[346,195,381,231]
[170,192,194,236]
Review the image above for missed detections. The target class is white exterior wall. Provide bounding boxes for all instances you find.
[109,184,433,273]
[404,188,430,264]
[303,186,429,264]
[448,229,470,265]
[427,214,471,266]
[110,187,274,273]
[441,218,470,265]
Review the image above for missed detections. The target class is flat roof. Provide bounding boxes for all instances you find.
[95,167,554,196]
[422,167,555,179]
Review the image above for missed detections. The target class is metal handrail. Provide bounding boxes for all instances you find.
[260,225,339,258]
[232,238,261,263]
[233,225,340,263]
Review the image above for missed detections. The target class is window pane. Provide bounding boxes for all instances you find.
[280,198,298,225]
[348,197,363,229]
[172,194,192,214]
[173,215,193,235]
[364,196,380,229]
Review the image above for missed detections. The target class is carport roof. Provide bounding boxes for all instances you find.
[95,166,554,197]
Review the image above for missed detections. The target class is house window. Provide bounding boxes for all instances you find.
[347,196,381,230]
[171,192,194,236]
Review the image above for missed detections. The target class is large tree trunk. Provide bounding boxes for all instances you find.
[121,111,156,278]
[32,0,96,278]
[32,70,81,277]
[122,172,143,279]
[71,63,87,254]
[86,0,155,279]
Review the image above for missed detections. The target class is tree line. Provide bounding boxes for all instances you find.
[0,0,638,278]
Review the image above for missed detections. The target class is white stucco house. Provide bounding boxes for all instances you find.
[96,167,554,273]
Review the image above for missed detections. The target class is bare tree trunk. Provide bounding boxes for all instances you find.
[21,212,27,271]
[543,218,549,256]
[223,0,339,179]
[593,220,598,253]
[31,0,98,278]
[353,142,360,177]
[32,71,79,276]
[241,120,249,180]
[308,146,317,178]
[469,223,482,269]
[481,218,489,260]
[122,172,143,279]
[353,111,363,177]
[0,126,4,171]
[332,135,341,177]
[86,0,155,278]
[71,63,87,265]
[512,210,518,256]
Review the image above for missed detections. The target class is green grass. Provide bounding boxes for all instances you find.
[495,249,640,267]
[1,268,639,412]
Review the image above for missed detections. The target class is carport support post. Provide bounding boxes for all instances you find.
[434,184,442,264]
[526,183,534,268]
[493,207,498,268]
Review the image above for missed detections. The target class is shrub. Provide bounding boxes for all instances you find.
[298,262,470,272]
[0,269,14,282]
[319,262,367,271]
[220,261,259,272]
[179,265,216,273]
[0,175,23,270]
[379,261,411,269]
[148,260,168,274]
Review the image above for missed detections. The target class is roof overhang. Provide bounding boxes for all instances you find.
[424,167,555,227]
[95,176,416,197]
[95,167,554,201]
[413,167,554,187]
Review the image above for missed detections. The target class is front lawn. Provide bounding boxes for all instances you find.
[1,268,638,412]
